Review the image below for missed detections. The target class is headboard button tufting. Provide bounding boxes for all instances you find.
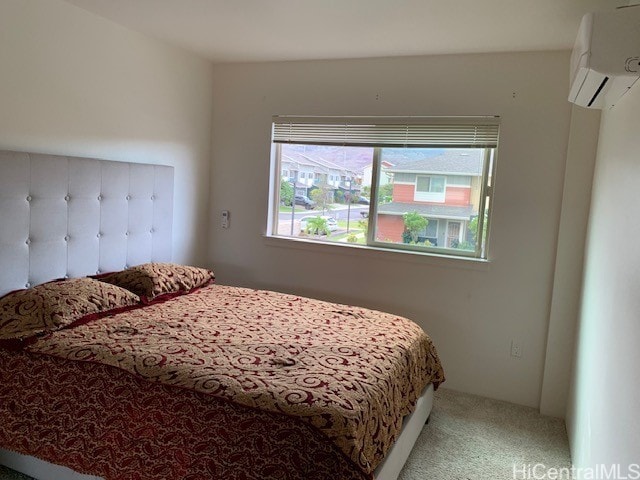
[0,152,173,298]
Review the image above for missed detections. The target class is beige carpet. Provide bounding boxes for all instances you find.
[399,388,571,479]
[0,388,571,480]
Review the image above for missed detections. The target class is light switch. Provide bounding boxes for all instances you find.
[222,210,230,229]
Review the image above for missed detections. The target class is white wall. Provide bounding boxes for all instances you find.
[209,51,586,408]
[566,87,640,473]
[540,106,601,417]
[0,0,213,265]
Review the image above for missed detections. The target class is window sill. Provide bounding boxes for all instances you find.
[263,235,491,271]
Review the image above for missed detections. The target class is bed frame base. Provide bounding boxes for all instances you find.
[374,382,434,480]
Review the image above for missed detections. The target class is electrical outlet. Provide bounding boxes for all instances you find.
[221,210,230,229]
[510,340,522,358]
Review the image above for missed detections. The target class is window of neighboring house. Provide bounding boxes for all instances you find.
[418,218,439,246]
[269,116,499,260]
[415,175,446,203]
[447,175,472,186]
[282,169,289,178]
[416,176,445,193]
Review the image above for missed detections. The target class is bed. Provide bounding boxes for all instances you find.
[0,150,444,480]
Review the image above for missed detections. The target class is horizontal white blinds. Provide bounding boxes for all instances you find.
[272,116,500,148]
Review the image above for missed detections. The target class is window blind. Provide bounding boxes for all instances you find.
[272,116,500,148]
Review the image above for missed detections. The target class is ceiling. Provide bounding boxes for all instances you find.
[65,0,627,63]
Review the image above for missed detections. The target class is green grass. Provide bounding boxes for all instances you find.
[279,206,293,213]
[327,229,366,244]
[327,232,350,242]
[336,219,367,229]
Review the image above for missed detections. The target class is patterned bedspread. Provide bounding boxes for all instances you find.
[1,284,444,478]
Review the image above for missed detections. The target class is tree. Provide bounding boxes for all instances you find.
[467,212,488,247]
[403,211,427,243]
[377,183,393,204]
[358,218,368,237]
[305,216,329,235]
[310,181,333,214]
[280,179,293,206]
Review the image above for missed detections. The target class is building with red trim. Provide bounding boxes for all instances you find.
[376,149,483,248]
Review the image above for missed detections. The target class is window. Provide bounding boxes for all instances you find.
[416,176,445,193]
[270,116,499,259]
[418,217,439,246]
[415,175,446,203]
[447,175,472,186]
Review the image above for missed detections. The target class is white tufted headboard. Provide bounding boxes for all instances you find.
[0,150,174,296]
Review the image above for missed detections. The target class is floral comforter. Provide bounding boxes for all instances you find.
[1,284,444,479]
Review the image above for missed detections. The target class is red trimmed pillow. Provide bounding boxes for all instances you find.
[0,278,140,341]
[96,263,215,303]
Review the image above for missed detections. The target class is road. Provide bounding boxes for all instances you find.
[278,205,368,222]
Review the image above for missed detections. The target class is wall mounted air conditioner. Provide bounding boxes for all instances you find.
[569,5,640,109]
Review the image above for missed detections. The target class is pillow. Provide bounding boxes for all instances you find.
[96,263,215,303]
[0,278,140,341]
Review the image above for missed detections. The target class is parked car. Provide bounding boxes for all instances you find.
[357,196,370,205]
[294,194,316,209]
[299,215,339,234]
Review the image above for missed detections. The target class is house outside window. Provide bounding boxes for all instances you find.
[269,116,499,260]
